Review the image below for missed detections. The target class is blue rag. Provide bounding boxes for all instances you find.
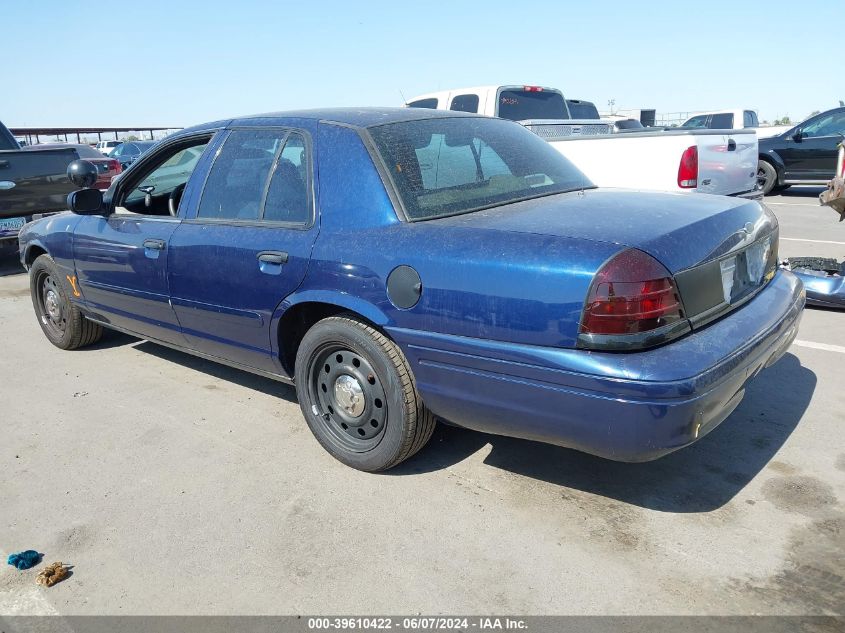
[7,550,41,570]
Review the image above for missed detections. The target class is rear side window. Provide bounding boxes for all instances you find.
[198,129,310,224]
[709,113,734,128]
[408,98,438,109]
[449,94,479,113]
[744,111,758,127]
[198,130,279,220]
[497,89,568,121]
[263,133,310,224]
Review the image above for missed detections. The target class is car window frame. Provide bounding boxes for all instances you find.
[801,110,845,139]
[188,126,315,231]
[108,131,217,218]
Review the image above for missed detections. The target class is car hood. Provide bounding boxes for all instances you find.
[428,189,775,273]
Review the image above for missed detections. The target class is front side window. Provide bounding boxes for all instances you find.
[682,115,708,128]
[369,117,593,221]
[449,94,479,113]
[802,111,845,138]
[120,138,210,215]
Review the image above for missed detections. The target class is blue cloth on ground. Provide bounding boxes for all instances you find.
[7,550,41,570]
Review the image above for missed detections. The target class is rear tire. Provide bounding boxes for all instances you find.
[29,254,102,350]
[294,315,436,472]
[757,160,778,196]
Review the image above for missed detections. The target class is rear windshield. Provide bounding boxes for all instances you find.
[497,90,568,121]
[567,101,600,119]
[369,116,593,221]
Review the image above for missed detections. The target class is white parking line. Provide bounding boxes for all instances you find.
[793,340,845,354]
[766,202,817,206]
[781,237,845,246]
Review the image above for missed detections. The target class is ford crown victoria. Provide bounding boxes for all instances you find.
[18,108,805,471]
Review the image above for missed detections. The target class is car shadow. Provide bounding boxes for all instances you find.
[773,185,826,198]
[131,339,298,403]
[394,353,815,513]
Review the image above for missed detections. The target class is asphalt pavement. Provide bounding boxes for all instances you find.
[0,190,843,616]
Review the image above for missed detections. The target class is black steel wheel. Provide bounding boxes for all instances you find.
[295,315,436,472]
[29,254,103,350]
[308,344,389,450]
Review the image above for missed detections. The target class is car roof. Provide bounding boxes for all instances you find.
[230,107,481,128]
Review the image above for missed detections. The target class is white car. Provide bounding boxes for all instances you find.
[95,140,122,155]
[406,85,759,198]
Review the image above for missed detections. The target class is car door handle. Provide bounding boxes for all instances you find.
[727,139,737,151]
[257,251,288,265]
[0,160,9,169]
[257,251,288,275]
[143,239,166,250]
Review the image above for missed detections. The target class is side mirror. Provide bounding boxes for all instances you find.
[67,159,99,188]
[792,129,803,142]
[67,188,104,215]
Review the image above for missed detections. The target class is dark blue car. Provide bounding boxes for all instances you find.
[18,108,805,471]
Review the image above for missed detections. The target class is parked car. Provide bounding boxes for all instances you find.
[407,85,759,198]
[24,143,121,190]
[18,108,804,472]
[95,140,122,155]
[0,120,81,251]
[757,107,845,195]
[109,140,156,168]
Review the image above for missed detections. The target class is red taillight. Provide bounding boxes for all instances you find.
[677,145,698,188]
[580,249,685,338]
[109,159,122,174]
[523,85,543,92]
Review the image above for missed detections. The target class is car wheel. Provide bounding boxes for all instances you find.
[294,314,436,472]
[757,160,778,195]
[30,254,103,350]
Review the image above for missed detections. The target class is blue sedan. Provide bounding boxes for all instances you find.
[18,108,805,471]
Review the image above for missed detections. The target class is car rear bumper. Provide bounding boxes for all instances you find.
[387,270,805,461]
[792,269,845,308]
[732,188,764,201]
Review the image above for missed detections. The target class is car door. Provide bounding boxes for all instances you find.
[72,134,216,345]
[779,111,845,180]
[167,127,318,373]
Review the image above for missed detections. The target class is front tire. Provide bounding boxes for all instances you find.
[294,315,436,472]
[30,254,102,350]
[757,160,778,196]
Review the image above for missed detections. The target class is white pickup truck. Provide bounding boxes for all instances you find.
[679,109,790,139]
[406,85,760,198]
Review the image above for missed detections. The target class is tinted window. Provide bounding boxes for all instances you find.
[744,111,758,127]
[408,98,438,109]
[263,133,310,224]
[682,115,708,128]
[449,94,479,113]
[369,117,593,221]
[198,130,279,220]
[802,111,845,137]
[497,90,568,121]
[126,143,139,154]
[709,113,734,128]
[567,100,600,119]
[615,119,644,130]
[75,145,103,159]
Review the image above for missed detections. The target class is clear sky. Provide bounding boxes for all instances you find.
[4,0,841,128]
